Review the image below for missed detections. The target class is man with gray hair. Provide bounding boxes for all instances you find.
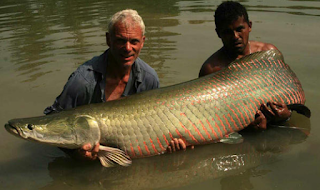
[44,9,160,160]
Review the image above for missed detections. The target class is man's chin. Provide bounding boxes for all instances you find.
[120,60,135,67]
[116,57,134,66]
[231,47,244,54]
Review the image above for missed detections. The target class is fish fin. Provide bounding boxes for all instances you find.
[74,116,100,147]
[219,132,243,144]
[287,104,311,118]
[97,145,132,167]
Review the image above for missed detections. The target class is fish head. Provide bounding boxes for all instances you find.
[5,113,100,149]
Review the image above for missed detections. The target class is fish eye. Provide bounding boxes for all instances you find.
[27,124,34,130]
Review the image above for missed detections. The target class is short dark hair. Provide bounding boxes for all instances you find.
[214,1,249,30]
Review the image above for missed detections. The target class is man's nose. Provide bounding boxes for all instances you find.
[125,41,132,51]
[233,31,240,39]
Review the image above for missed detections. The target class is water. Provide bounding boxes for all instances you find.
[0,0,319,189]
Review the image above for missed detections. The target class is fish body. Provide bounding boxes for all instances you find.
[5,49,310,166]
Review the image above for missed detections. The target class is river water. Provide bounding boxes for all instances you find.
[0,0,319,189]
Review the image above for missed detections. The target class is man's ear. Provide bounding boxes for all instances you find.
[106,32,110,47]
[248,21,252,32]
[141,35,145,48]
[215,28,221,38]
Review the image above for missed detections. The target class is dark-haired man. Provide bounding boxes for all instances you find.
[199,1,291,129]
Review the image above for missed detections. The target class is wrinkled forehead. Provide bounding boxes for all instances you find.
[111,18,144,36]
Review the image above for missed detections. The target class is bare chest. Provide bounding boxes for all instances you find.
[104,77,128,101]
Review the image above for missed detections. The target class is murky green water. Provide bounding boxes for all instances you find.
[1,0,319,189]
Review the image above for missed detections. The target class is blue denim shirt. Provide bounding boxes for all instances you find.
[44,49,159,114]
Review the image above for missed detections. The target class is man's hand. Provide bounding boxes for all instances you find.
[250,110,267,130]
[249,102,291,130]
[260,102,291,123]
[166,138,194,153]
[72,143,100,161]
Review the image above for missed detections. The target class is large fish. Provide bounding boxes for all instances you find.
[43,114,312,190]
[4,49,310,167]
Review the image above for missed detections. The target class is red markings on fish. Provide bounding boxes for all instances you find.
[163,134,169,145]
[149,138,159,154]
[206,119,219,139]
[178,120,199,144]
[199,120,213,141]
[215,113,227,135]
[143,141,151,155]
[224,104,241,130]
[156,137,166,151]
[130,143,136,157]
[137,145,143,156]
[175,128,183,139]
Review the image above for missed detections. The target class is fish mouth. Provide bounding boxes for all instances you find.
[4,123,21,137]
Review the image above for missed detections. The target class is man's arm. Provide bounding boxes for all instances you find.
[199,49,227,77]
[199,63,223,78]
[60,143,100,161]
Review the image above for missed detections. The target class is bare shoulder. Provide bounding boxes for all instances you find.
[199,61,215,77]
[250,41,279,52]
[199,50,224,77]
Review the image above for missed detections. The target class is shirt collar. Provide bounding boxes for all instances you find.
[132,57,143,83]
[90,49,108,77]
[89,49,144,97]
[90,49,143,82]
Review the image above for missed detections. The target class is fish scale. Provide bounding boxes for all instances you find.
[5,49,308,163]
[95,49,306,158]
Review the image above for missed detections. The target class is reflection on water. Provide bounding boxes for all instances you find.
[1,0,319,83]
[0,0,183,83]
[42,113,310,190]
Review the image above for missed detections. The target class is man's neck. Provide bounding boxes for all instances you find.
[107,52,132,80]
[223,47,238,61]
[104,52,133,101]
[223,41,251,60]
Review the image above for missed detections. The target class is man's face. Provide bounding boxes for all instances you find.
[216,16,252,54]
[107,19,145,67]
